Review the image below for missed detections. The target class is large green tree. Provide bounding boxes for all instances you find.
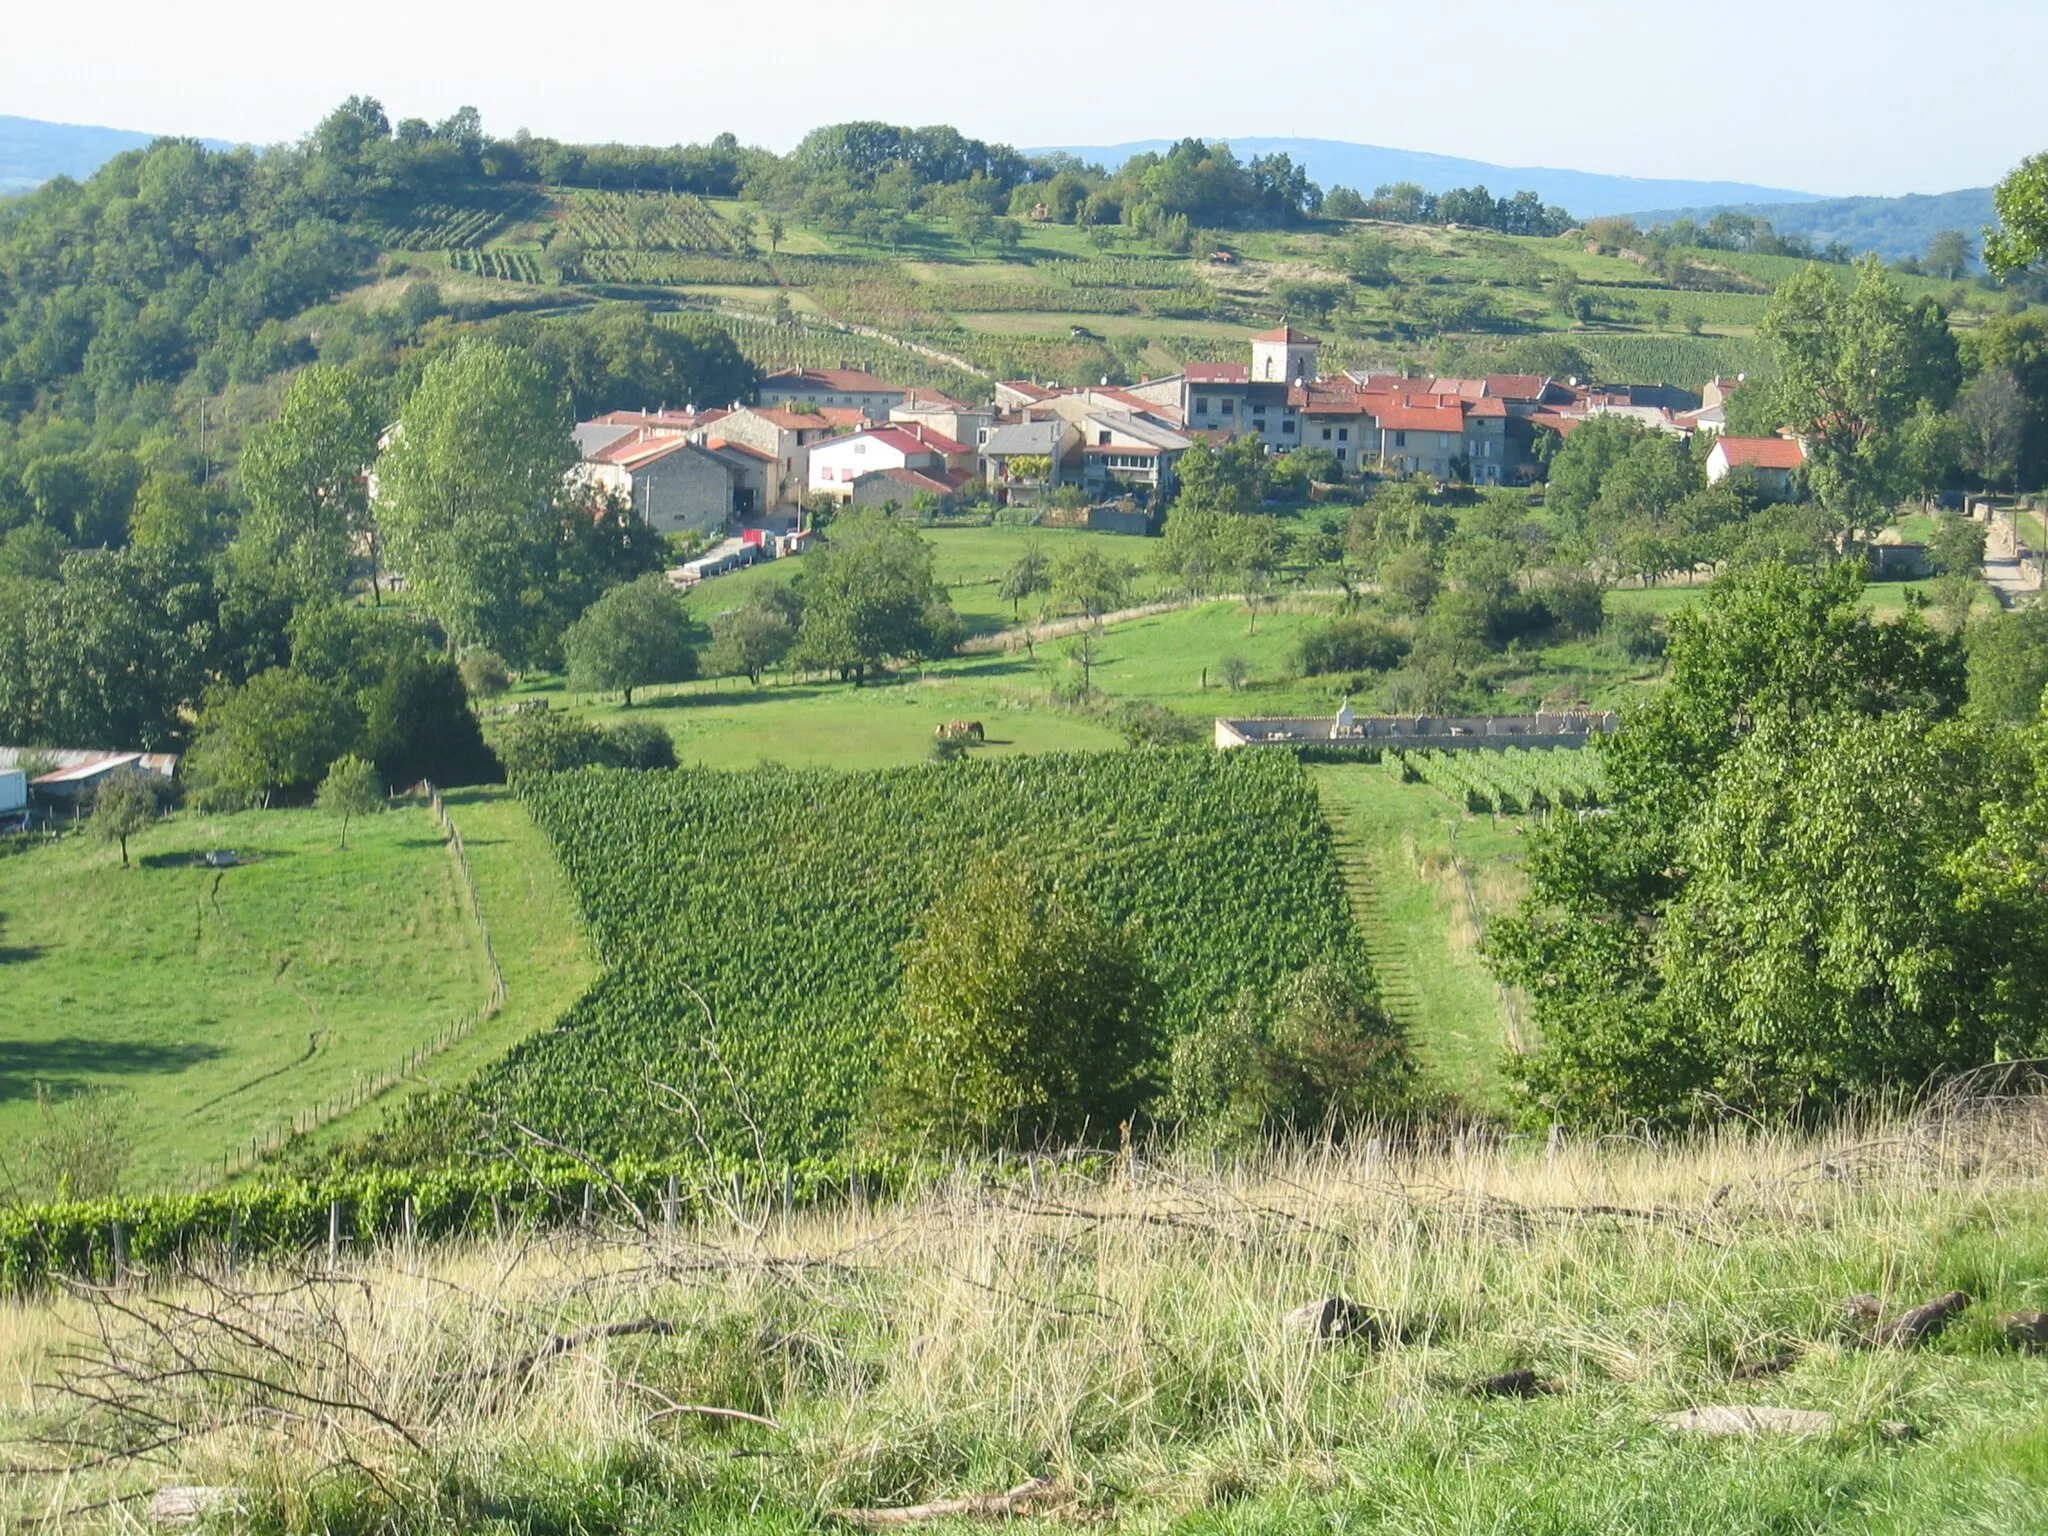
[1758,259,1960,539]
[1489,561,1985,1126]
[1985,152,2048,278]
[184,667,361,808]
[238,364,382,598]
[561,573,700,705]
[792,512,959,683]
[374,339,659,665]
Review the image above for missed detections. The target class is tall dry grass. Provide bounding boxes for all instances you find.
[5,1105,2047,1531]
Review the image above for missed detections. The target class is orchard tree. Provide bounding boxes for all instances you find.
[705,588,799,684]
[998,543,1051,618]
[793,512,960,683]
[185,668,360,808]
[239,364,382,599]
[1050,544,1134,620]
[562,574,700,705]
[90,768,158,868]
[315,754,383,848]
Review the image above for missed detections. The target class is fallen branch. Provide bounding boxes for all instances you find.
[456,1318,676,1383]
[832,1477,1062,1527]
[628,1380,781,1432]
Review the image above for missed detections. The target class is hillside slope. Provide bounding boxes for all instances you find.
[0,112,237,193]
[1626,187,1998,265]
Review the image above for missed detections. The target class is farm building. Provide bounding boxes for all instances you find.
[0,747,180,804]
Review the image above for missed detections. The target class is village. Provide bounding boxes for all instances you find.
[567,324,1812,582]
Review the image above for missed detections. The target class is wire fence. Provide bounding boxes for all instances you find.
[217,786,505,1181]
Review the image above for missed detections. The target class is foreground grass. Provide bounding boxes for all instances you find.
[6,1113,2047,1532]
[0,806,491,1191]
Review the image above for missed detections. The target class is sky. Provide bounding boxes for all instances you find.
[2,0,2040,197]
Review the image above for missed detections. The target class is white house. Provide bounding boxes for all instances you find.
[1706,436,1807,499]
[806,426,952,501]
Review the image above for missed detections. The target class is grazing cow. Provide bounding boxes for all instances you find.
[936,720,986,744]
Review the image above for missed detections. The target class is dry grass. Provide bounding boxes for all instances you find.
[5,1108,2048,1531]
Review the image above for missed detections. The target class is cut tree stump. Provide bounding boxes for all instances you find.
[1880,1291,1971,1347]
[2000,1311,2048,1350]
[1283,1296,1385,1347]
[150,1487,243,1527]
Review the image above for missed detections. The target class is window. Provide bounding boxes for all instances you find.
[1099,431,1112,446]
[1221,399,1235,416]
[1321,428,1332,441]
[1195,397,1210,416]
[1282,420,1295,435]
[1336,447,1347,461]
[1394,431,1407,448]
[1338,428,1349,442]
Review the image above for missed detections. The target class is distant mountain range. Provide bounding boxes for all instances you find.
[1031,136,1828,221]
[1621,188,1997,267]
[0,114,237,194]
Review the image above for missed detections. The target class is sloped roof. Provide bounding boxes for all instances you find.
[762,366,902,392]
[982,420,1066,455]
[1372,399,1469,433]
[1186,362,1250,384]
[1716,435,1807,470]
[1253,325,1321,345]
[857,467,957,497]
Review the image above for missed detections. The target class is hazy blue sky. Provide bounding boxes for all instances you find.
[3,0,2038,195]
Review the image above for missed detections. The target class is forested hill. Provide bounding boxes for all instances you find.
[0,113,238,194]
[1036,137,1824,220]
[1625,188,1998,268]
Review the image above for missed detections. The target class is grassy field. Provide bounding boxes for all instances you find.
[0,791,592,1192]
[1314,768,1530,1105]
[9,1119,2047,1532]
[0,805,492,1192]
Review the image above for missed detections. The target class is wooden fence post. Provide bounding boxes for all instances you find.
[227,1206,240,1275]
[110,1221,129,1283]
[327,1199,341,1268]
[664,1172,679,1234]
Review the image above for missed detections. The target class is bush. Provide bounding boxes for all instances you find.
[603,720,677,770]
[495,710,677,775]
[874,859,1156,1149]
[1543,572,1608,639]
[1167,962,1412,1140]
[1111,700,1206,747]
[364,652,500,789]
[1296,617,1409,677]
[459,649,511,699]
[1606,607,1666,662]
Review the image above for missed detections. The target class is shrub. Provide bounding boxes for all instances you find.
[603,720,676,770]
[1111,701,1206,747]
[875,860,1156,1149]
[1167,962,1412,1140]
[494,711,676,775]
[1606,607,1665,662]
[1296,617,1409,677]
[459,649,511,699]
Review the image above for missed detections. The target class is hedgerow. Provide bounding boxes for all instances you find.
[471,751,1375,1160]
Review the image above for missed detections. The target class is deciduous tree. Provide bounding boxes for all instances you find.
[562,573,700,706]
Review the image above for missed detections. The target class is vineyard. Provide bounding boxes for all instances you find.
[555,191,736,252]
[474,753,1374,1161]
[1578,332,1772,387]
[577,251,776,287]
[1386,746,1608,814]
[666,309,984,391]
[364,193,543,250]
[446,248,544,284]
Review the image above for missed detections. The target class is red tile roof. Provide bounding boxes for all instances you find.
[590,433,694,469]
[763,366,902,392]
[1373,400,1469,433]
[703,438,772,461]
[1468,398,1509,419]
[893,421,970,455]
[1482,374,1550,401]
[1716,436,1807,471]
[1186,363,1250,384]
[590,407,728,429]
[744,406,865,431]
